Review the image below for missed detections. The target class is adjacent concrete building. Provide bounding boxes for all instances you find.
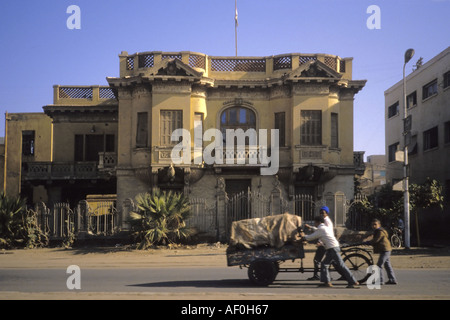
[385,47,450,199]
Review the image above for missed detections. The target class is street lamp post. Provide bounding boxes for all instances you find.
[403,48,414,249]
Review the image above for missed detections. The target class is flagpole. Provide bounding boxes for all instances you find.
[235,0,238,56]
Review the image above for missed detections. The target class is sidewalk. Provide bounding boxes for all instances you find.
[1,243,450,270]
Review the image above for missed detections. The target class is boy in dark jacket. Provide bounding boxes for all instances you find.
[365,219,398,285]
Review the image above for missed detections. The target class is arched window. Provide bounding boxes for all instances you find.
[221,107,256,131]
[220,107,256,144]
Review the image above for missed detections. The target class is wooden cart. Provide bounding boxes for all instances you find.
[226,242,373,286]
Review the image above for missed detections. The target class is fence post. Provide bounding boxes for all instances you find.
[121,198,135,231]
[35,202,50,235]
[77,200,89,239]
[215,177,227,241]
[270,175,282,215]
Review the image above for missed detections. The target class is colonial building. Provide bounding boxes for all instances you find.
[2,50,366,238]
[385,47,450,198]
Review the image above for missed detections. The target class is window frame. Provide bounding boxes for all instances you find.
[22,130,35,156]
[423,126,439,151]
[406,91,417,109]
[136,112,149,148]
[388,101,399,118]
[274,112,286,147]
[220,106,257,145]
[330,112,339,149]
[300,110,322,146]
[443,71,450,89]
[422,79,438,100]
[388,142,399,163]
[160,110,183,146]
[445,121,450,145]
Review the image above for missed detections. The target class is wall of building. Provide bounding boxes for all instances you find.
[3,113,53,197]
[385,47,450,187]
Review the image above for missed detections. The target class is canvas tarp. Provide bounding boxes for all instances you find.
[229,213,302,249]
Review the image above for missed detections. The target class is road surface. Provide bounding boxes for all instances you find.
[1,267,449,299]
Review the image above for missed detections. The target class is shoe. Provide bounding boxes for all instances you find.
[385,280,398,285]
[346,282,360,289]
[318,282,333,288]
[307,275,320,281]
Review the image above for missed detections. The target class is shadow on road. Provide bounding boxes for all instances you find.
[127,279,346,289]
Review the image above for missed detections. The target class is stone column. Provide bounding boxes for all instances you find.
[121,198,135,231]
[215,177,227,241]
[271,175,282,215]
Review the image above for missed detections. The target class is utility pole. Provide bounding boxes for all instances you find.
[402,48,414,249]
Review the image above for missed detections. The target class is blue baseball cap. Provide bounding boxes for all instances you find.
[320,206,330,214]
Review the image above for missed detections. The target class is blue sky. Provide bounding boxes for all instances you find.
[0,0,448,158]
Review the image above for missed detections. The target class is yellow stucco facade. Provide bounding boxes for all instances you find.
[2,113,53,198]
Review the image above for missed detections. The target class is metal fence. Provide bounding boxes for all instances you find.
[187,198,217,236]
[31,200,119,240]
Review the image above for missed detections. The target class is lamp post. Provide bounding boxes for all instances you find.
[403,48,414,249]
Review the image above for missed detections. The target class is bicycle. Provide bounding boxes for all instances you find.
[336,243,374,283]
[390,227,403,248]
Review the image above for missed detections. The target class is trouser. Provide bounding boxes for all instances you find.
[320,247,357,285]
[314,245,343,278]
[377,251,397,283]
[313,245,326,276]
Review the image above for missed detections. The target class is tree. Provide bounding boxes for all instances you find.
[129,190,192,249]
[351,179,444,235]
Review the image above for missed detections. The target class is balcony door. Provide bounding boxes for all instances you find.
[75,134,114,162]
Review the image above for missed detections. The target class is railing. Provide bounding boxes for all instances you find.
[24,161,105,180]
[221,146,262,165]
[54,85,117,104]
[187,198,217,235]
[32,200,119,240]
[24,153,117,180]
[98,152,117,169]
[120,51,350,77]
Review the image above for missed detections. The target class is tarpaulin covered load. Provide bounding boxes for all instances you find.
[229,213,302,249]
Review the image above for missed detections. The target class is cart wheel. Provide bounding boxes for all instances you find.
[343,253,372,284]
[391,234,402,248]
[248,260,277,286]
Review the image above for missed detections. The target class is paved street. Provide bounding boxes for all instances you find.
[1,267,449,299]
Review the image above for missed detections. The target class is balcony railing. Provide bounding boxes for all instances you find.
[24,162,99,180]
[53,85,117,105]
[120,51,350,78]
[23,153,117,180]
[98,152,117,169]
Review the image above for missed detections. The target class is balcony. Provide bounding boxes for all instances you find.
[23,153,117,181]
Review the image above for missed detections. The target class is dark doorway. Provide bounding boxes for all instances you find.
[225,179,251,196]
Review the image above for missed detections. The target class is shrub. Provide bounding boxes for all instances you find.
[129,190,192,249]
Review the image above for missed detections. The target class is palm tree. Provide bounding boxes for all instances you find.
[0,192,26,248]
[130,190,192,249]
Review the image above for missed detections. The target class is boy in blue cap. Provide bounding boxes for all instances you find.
[304,206,333,280]
[301,215,359,288]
